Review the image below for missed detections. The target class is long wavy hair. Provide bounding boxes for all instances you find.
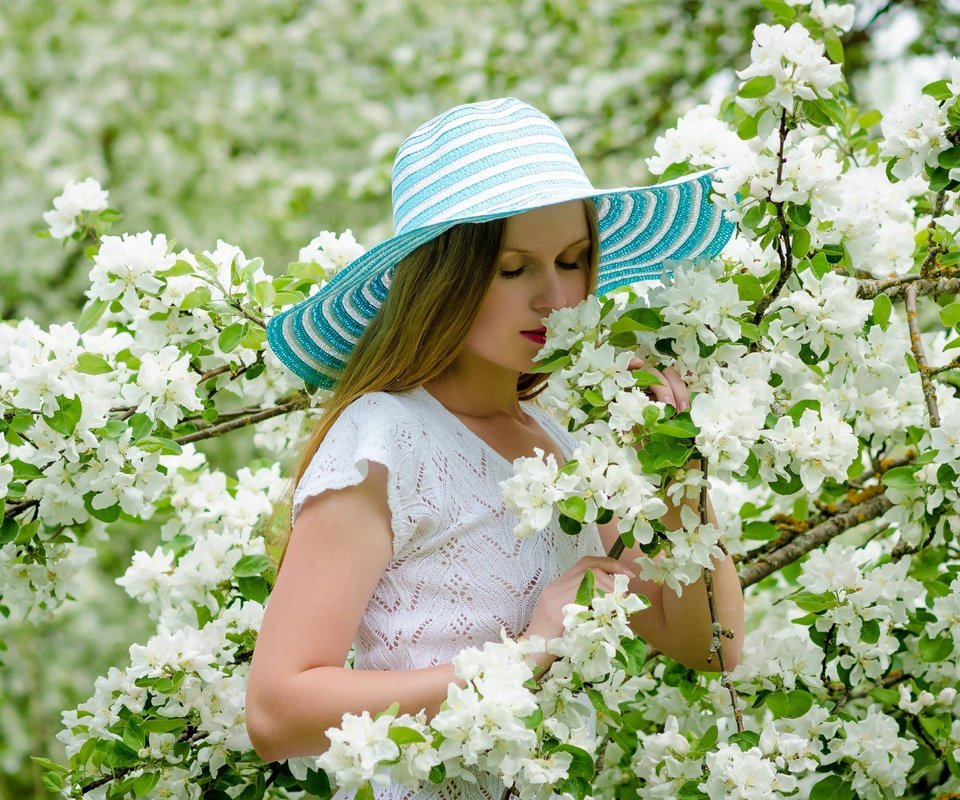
[274,202,600,567]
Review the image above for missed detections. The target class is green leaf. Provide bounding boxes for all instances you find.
[521,707,544,729]
[759,0,796,18]
[929,165,953,192]
[739,75,777,98]
[218,322,246,353]
[234,554,272,578]
[355,783,375,800]
[558,514,582,536]
[859,109,882,128]
[237,576,270,604]
[860,618,880,644]
[76,353,113,374]
[10,460,44,480]
[136,436,183,455]
[677,780,710,800]
[695,725,718,753]
[742,521,779,541]
[938,147,960,169]
[77,298,108,333]
[29,757,68,774]
[823,30,844,64]
[180,286,211,310]
[728,730,760,750]
[918,633,953,662]
[809,774,855,800]
[652,416,699,438]
[792,227,811,259]
[133,772,160,797]
[42,395,83,436]
[791,591,838,613]
[786,203,812,228]
[939,302,960,328]
[737,110,760,140]
[765,689,813,718]
[923,78,952,101]
[551,745,594,780]
[529,350,572,374]
[575,570,596,605]
[732,274,764,303]
[559,496,587,522]
[658,162,690,183]
[301,769,332,799]
[388,726,427,745]
[873,293,893,330]
[785,398,820,425]
[141,718,185,734]
[610,307,664,333]
[881,465,919,490]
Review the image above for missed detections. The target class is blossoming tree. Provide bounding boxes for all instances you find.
[2,1,960,798]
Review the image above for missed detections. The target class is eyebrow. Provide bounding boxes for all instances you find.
[501,237,591,255]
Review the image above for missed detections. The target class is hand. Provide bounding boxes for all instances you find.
[523,556,635,669]
[628,357,691,413]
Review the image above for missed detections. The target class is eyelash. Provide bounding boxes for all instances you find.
[499,261,581,279]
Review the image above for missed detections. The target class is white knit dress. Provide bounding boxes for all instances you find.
[292,386,603,800]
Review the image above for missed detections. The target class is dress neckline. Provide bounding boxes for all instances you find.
[410,386,565,469]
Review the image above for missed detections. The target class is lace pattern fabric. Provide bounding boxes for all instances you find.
[293,387,603,799]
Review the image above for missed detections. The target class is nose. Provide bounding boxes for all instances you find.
[533,267,569,312]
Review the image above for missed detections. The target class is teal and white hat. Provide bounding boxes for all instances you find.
[268,97,734,388]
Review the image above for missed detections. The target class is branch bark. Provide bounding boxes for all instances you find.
[738,492,894,588]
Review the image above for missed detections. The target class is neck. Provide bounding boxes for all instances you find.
[423,357,523,419]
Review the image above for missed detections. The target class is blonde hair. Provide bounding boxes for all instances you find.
[274,202,600,566]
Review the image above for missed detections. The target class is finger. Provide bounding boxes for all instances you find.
[642,367,675,407]
[661,367,690,412]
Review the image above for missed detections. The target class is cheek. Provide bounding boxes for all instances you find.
[563,271,589,305]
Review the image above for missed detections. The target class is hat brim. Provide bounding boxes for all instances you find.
[267,168,734,388]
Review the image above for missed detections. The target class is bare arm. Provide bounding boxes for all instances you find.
[245,463,463,761]
[597,485,744,672]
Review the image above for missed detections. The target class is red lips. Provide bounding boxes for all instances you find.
[521,327,547,344]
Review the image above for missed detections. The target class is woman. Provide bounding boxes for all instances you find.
[245,98,744,793]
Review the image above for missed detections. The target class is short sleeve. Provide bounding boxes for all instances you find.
[292,393,440,556]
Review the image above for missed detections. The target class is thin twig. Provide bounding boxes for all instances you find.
[699,459,744,732]
[904,284,941,428]
[174,397,301,445]
[753,111,794,324]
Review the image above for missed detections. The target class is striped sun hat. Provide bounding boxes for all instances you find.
[267,97,735,388]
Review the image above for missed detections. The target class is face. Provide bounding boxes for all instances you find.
[457,200,590,378]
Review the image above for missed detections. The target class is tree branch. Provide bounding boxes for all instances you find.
[738,492,894,588]
[174,397,302,445]
[856,277,960,301]
[904,284,941,428]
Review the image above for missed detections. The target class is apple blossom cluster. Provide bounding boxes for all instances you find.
[42,177,111,240]
[880,92,952,182]
[735,22,843,115]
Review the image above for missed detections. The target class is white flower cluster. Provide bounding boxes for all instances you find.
[42,177,110,239]
[796,543,923,685]
[880,93,951,181]
[700,742,798,800]
[58,599,264,780]
[736,23,843,115]
[298,229,366,283]
[821,707,918,799]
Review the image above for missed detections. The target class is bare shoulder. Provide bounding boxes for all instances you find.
[251,463,394,676]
